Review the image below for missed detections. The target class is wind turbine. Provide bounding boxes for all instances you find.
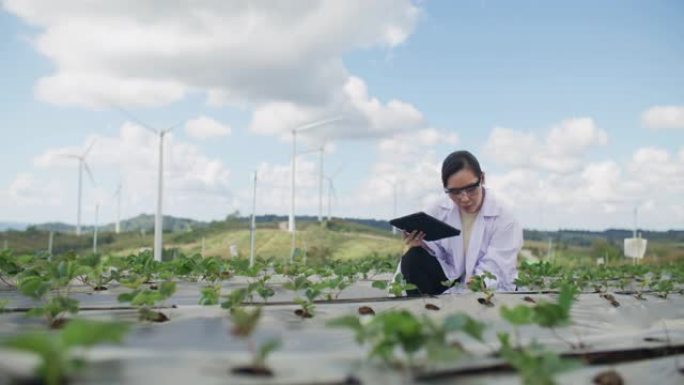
[116,107,178,262]
[324,165,345,221]
[289,116,343,263]
[60,141,96,236]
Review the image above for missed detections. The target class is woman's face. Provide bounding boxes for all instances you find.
[445,168,484,214]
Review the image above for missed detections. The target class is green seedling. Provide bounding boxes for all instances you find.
[221,288,249,310]
[371,273,417,297]
[229,306,281,376]
[252,275,275,303]
[199,284,221,305]
[0,248,23,287]
[1,319,129,385]
[170,253,202,280]
[124,251,161,284]
[652,279,674,299]
[497,332,579,385]
[117,279,176,322]
[18,259,88,328]
[77,254,116,291]
[283,274,320,317]
[320,275,354,300]
[328,310,481,368]
[468,271,496,306]
[195,256,230,305]
[500,284,580,349]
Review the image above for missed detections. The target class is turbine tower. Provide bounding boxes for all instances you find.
[61,141,96,236]
[114,183,122,234]
[116,107,177,262]
[152,128,174,262]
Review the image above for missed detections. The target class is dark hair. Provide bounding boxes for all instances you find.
[441,150,483,187]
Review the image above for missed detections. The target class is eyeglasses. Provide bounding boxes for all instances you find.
[444,178,481,198]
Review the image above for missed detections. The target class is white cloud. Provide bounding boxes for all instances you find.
[184,116,232,140]
[4,0,421,109]
[2,173,63,207]
[484,117,608,173]
[248,76,428,143]
[641,105,684,130]
[485,145,684,230]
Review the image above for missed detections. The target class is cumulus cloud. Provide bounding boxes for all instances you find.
[4,0,420,109]
[1,173,63,207]
[184,116,232,140]
[248,76,427,143]
[484,117,608,174]
[485,145,684,230]
[641,105,684,130]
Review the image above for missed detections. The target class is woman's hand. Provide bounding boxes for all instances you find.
[402,230,426,248]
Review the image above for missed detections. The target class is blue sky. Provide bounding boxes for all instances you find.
[1,0,683,230]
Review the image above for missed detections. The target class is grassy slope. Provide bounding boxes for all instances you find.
[2,219,681,264]
[3,219,405,261]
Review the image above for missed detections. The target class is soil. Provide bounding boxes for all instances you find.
[425,303,440,311]
[600,293,620,307]
[231,365,273,377]
[143,311,170,323]
[357,306,375,315]
[477,298,494,307]
[523,296,536,303]
[93,286,108,291]
[593,370,623,385]
[49,317,70,329]
[294,309,313,318]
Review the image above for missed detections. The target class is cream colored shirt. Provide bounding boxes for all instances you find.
[460,209,478,254]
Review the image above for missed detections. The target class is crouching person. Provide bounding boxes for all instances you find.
[399,150,523,296]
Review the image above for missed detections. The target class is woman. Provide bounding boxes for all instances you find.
[399,150,522,295]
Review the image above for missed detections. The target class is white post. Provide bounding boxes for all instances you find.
[289,130,297,263]
[318,146,324,222]
[633,206,638,238]
[154,131,165,262]
[48,231,54,259]
[115,185,121,234]
[249,170,258,268]
[77,161,83,236]
[201,237,205,257]
[93,203,99,254]
[392,182,398,235]
[327,178,333,221]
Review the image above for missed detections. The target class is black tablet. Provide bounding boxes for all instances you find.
[389,212,461,241]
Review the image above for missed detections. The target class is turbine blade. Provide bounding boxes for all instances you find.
[114,106,158,135]
[82,161,96,186]
[330,164,345,179]
[82,140,97,158]
[294,116,344,133]
[58,153,81,159]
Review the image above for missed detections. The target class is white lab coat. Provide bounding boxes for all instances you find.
[396,188,523,292]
